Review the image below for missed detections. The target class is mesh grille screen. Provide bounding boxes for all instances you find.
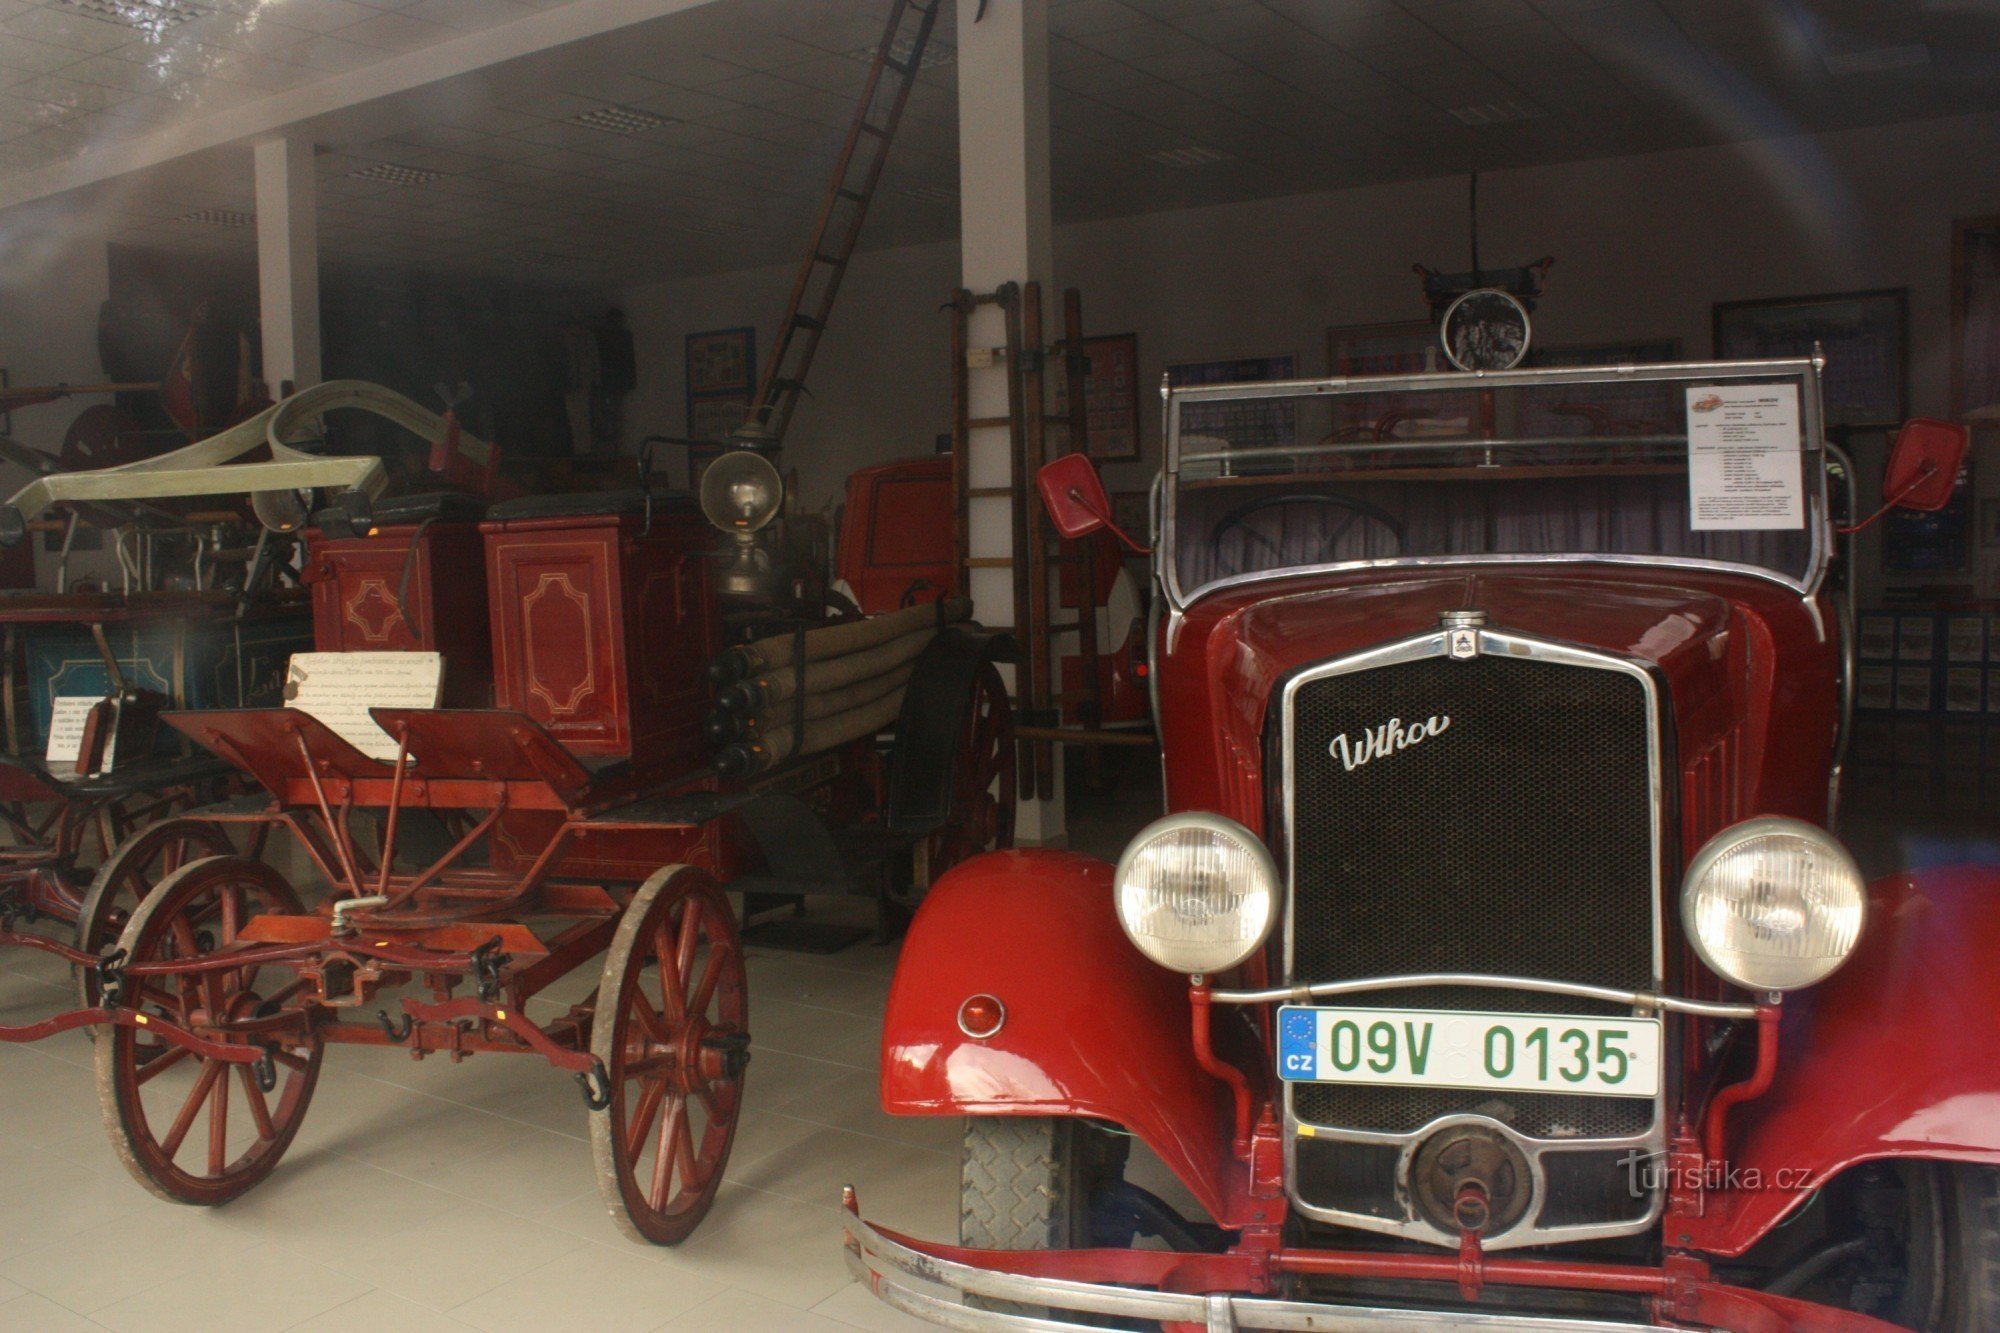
[1285,651,1656,1140]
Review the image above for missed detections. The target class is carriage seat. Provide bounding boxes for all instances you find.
[309,490,487,533]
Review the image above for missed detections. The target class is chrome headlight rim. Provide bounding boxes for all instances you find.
[1112,811,1279,975]
[1680,815,1866,993]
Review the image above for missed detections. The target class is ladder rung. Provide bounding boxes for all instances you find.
[837,188,866,202]
[964,557,1013,568]
[883,58,913,76]
[813,252,847,267]
[1047,622,1080,634]
[792,313,826,331]
[1051,687,1093,702]
[966,487,1011,498]
[966,415,1012,429]
[858,122,890,138]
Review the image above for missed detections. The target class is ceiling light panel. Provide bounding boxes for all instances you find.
[348,162,444,186]
[57,0,203,32]
[568,105,670,135]
[1144,145,1230,166]
[1448,100,1544,126]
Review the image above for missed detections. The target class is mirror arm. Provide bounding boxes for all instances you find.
[1067,487,1152,555]
[1835,461,1936,536]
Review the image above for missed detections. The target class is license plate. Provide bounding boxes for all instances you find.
[1277,1005,1660,1098]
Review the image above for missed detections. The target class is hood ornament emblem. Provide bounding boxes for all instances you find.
[1441,609,1485,659]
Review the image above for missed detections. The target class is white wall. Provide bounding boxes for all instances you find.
[621,108,2000,598]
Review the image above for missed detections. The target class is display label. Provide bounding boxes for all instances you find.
[1686,384,1804,530]
[283,652,442,761]
[45,695,104,765]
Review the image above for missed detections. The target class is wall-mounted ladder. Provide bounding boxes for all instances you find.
[949,282,1142,802]
[742,0,942,448]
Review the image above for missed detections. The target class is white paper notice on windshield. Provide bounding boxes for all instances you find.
[1686,384,1804,530]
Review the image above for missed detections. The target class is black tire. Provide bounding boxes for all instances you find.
[959,1117,1129,1318]
[1812,1161,2000,1330]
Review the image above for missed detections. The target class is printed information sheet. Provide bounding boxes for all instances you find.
[1686,383,1804,530]
[284,652,442,761]
[44,696,102,765]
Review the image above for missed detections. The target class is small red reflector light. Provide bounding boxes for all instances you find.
[1133,662,1149,678]
[957,994,1005,1039]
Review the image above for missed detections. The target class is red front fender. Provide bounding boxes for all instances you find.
[1686,863,2000,1256]
[881,849,1238,1222]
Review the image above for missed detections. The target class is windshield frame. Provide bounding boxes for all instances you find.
[1160,355,1830,611]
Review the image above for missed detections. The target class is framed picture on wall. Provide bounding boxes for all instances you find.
[1166,353,1298,448]
[684,326,756,441]
[1951,215,2000,424]
[1324,320,1468,441]
[1885,457,1973,574]
[1712,289,1907,428]
[1052,333,1140,461]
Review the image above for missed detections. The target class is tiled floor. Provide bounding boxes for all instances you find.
[0,903,953,1333]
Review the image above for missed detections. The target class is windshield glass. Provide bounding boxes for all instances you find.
[1165,360,1826,605]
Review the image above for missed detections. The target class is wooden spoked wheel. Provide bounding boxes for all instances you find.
[591,865,748,1245]
[74,818,235,1012]
[95,855,322,1206]
[926,661,1017,878]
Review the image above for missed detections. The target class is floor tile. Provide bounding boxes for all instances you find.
[665,1287,856,1332]
[288,1289,477,1331]
[810,1281,941,1332]
[90,1241,366,1333]
[0,1292,108,1332]
[315,1201,587,1311]
[447,1240,721,1333]
[654,1184,852,1309]
[0,1210,257,1314]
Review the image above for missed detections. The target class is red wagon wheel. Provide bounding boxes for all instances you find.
[95,855,322,1206]
[591,865,748,1245]
[925,660,1017,879]
[73,818,236,1012]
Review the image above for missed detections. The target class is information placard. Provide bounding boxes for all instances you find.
[283,652,443,761]
[44,696,102,765]
[1686,384,1804,530]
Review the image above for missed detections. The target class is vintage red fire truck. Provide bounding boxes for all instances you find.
[845,356,1998,1331]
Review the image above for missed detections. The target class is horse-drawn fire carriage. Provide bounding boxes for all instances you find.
[0,402,1015,1245]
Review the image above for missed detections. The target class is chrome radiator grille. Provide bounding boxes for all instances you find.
[1284,650,1658,1140]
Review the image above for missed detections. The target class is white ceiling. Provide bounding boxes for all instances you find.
[2,0,1996,288]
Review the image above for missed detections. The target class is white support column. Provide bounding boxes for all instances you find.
[957,0,1063,844]
[253,136,321,393]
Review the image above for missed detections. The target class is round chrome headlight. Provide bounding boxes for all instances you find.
[1113,813,1277,974]
[1681,817,1866,992]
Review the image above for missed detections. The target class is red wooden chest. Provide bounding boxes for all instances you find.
[481,493,716,766]
[302,495,493,708]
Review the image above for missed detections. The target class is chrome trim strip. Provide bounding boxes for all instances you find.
[1277,624,1670,1250]
[1167,355,1824,403]
[1211,974,1758,1019]
[1160,358,1830,609]
[842,1208,1680,1333]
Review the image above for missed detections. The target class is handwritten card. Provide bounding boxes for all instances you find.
[283,652,443,761]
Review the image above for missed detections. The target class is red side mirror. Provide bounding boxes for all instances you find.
[1037,453,1111,539]
[1883,418,1969,513]
[1036,454,1150,554]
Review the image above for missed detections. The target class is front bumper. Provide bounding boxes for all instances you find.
[841,1193,1907,1333]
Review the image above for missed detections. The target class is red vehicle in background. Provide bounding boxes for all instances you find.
[845,358,2000,1331]
[835,454,1150,728]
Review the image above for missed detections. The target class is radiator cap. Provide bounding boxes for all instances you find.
[1441,608,1484,658]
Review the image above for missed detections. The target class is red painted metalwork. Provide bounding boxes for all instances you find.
[880,849,1240,1223]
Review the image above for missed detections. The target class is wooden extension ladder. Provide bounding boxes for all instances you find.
[743,0,943,447]
[949,282,1136,802]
